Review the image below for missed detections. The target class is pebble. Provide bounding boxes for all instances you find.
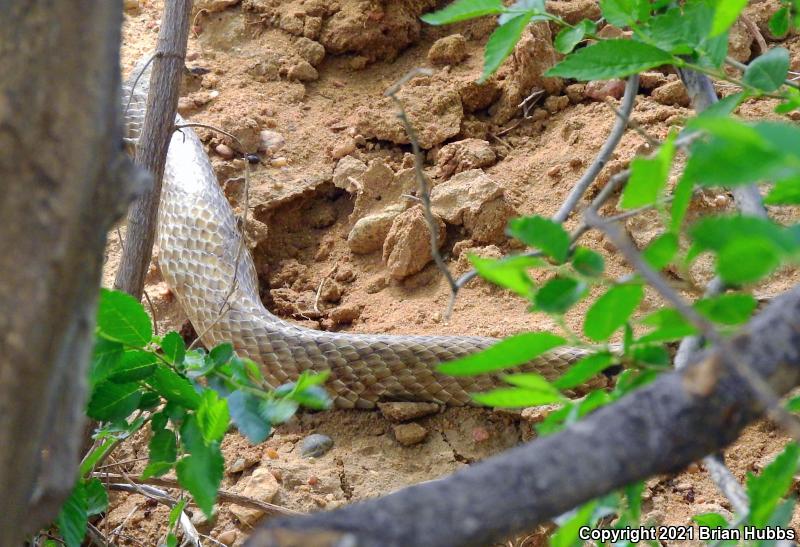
[288,60,319,82]
[259,129,285,154]
[520,404,562,423]
[472,426,490,443]
[270,157,288,168]
[585,79,627,101]
[378,402,440,422]
[393,423,428,446]
[229,467,280,525]
[301,433,334,458]
[217,529,237,547]
[266,447,279,459]
[215,143,235,159]
[331,137,357,160]
[329,304,362,325]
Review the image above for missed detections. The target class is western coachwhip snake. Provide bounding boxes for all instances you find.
[124,59,592,409]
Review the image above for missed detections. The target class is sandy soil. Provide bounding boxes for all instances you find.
[102,0,800,545]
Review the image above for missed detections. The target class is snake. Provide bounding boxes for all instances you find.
[123,57,594,409]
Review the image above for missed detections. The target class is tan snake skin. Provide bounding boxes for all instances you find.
[124,60,592,409]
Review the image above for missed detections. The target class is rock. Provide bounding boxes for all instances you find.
[332,156,368,193]
[728,20,755,63]
[227,456,258,475]
[230,467,280,525]
[520,404,562,423]
[365,274,388,294]
[301,433,334,458]
[427,34,468,65]
[329,304,362,325]
[565,83,586,103]
[320,280,342,303]
[194,0,239,13]
[458,80,502,113]
[123,0,141,12]
[295,37,326,66]
[436,138,496,178]
[355,79,463,149]
[258,130,285,154]
[217,529,237,547]
[347,207,403,254]
[190,509,216,527]
[430,169,515,244]
[585,79,627,101]
[651,80,691,107]
[393,423,428,446]
[544,95,570,113]
[378,402,440,422]
[215,143,235,159]
[334,267,356,283]
[304,16,323,40]
[382,206,446,280]
[288,60,319,82]
[331,137,357,160]
[639,71,668,90]
[279,12,305,35]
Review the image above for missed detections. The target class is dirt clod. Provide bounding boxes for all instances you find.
[230,467,280,525]
[428,34,468,66]
[436,138,496,178]
[383,206,446,280]
[378,402,440,422]
[393,423,429,446]
[301,433,334,458]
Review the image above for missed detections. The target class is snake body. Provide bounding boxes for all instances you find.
[125,60,591,409]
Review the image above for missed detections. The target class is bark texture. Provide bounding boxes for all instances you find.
[114,0,193,298]
[0,1,135,541]
[247,286,800,547]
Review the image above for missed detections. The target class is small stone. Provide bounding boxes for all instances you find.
[228,457,248,474]
[320,281,342,303]
[585,79,627,101]
[307,475,320,486]
[215,143,235,159]
[383,206,446,280]
[436,138,496,178]
[687,462,701,474]
[347,208,403,254]
[334,267,356,283]
[270,156,288,168]
[378,402,440,422]
[365,274,388,294]
[301,433,334,458]
[674,481,693,492]
[258,129,285,154]
[427,34,468,66]
[217,529,237,547]
[329,304,362,325]
[288,60,318,82]
[546,165,562,178]
[543,95,569,113]
[520,404,562,423]
[229,467,280,525]
[123,0,140,12]
[639,71,668,90]
[331,137,357,160]
[565,83,586,103]
[266,448,279,459]
[472,426,491,443]
[393,423,428,446]
[651,80,691,107]
[295,37,326,67]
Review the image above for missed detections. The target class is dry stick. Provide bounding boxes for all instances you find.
[94,473,301,517]
[385,68,458,296]
[114,0,193,299]
[741,14,768,54]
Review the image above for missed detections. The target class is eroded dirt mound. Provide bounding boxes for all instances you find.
[109,0,800,544]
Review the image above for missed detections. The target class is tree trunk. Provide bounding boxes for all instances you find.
[0,1,137,542]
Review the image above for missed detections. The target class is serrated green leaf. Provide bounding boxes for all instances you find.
[149,428,177,465]
[138,390,161,410]
[533,277,587,314]
[631,344,670,367]
[147,366,201,409]
[717,237,781,284]
[289,385,332,410]
[600,0,649,28]
[553,352,614,390]
[765,177,800,205]
[770,7,791,37]
[84,478,108,516]
[79,438,116,476]
[584,284,644,342]
[471,387,563,408]
[747,442,800,526]
[227,391,272,443]
[695,293,757,325]
[502,372,561,395]
[90,338,124,387]
[469,254,542,297]
[160,332,186,366]
[546,39,673,81]
[743,48,790,92]
[507,215,571,262]
[642,233,679,270]
[571,247,605,277]
[670,174,694,232]
[261,399,300,424]
[176,444,223,519]
[197,390,230,443]
[438,332,566,376]
[620,134,675,209]
[108,350,157,383]
[638,308,697,343]
[710,0,748,37]
[689,215,796,254]
[210,343,234,367]
[141,461,174,479]
[480,12,534,81]
[96,288,152,347]
[87,381,142,421]
[554,20,595,54]
[420,0,504,25]
[57,482,87,547]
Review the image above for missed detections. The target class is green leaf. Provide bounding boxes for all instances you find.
[554,20,596,54]
[770,7,791,38]
[692,512,729,528]
[571,247,605,277]
[57,482,87,547]
[161,332,186,366]
[96,288,152,347]
[176,444,223,519]
[747,442,800,526]
[227,391,272,443]
[550,501,598,547]
[79,438,116,476]
[710,0,748,37]
[670,174,694,232]
[87,381,142,421]
[469,254,542,297]
[261,399,300,424]
[695,293,757,325]
[642,233,679,270]
[502,372,561,395]
[84,478,108,516]
[289,385,332,410]
[631,344,670,367]
[138,390,161,410]
[546,39,673,81]
[743,48,790,92]
[765,177,800,205]
[600,0,649,28]
[147,366,201,409]
[584,284,644,342]
[717,237,781,284]
[197,390,230,443]
[210,343,234,367]
[438,332,566,376]
[420,0,504,25]
[638,308,697,343]
[149,428,177,465]
[108,350,157,383]
[554,352,614,390]
[90,338,124,387]
[507,215,571,263]
[786,395,800,412]
[689,215,796,255]
[471,387,563,407]
[533,277,587,314]
[620,134,675,209]
[480,12,534,81]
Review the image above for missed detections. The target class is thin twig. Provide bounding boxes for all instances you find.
[741,14,768,54]
[385,68,458,295]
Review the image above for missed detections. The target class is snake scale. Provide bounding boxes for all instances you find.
[124,58,592,409]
